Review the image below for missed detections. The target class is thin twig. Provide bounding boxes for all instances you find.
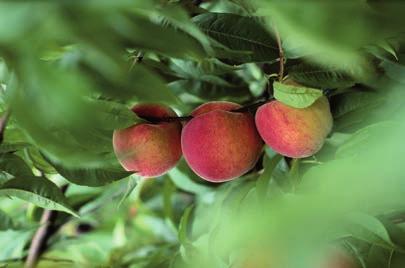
[0,110,11,144]
[25,185,69,268]
[25,211,57,268]
[141,100,271,124]
[233,99,270,113]
[141,115,193,124]
[273,24,285,81]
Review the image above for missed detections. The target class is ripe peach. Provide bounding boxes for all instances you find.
[113,103,182,177]
[181,101,263,182]
[319,248,358,268]
[255,96,333,158]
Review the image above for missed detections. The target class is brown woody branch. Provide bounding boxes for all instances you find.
[25,185,69,268]
[0,110,10,144]
[141,115,193,124]
[141,99,271,124]
[233,99,270,113]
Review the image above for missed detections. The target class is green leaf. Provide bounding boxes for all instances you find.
[336,122,395,158]
[0,3,42,44]
[0,229,34,261]
[0,177,78,216]
[364,244,394,268]
[62,4,207,59]
[235,63,268,97]
[193,13,278,62]
[2,125,30,149]
[130,65,182,107]
[332,91,382,119]
[155,5,213,56]
[381,218,405,251]
[381,58,405,84]
[256,154,283,202]
[0,59,10,84]
[50,190,101,227]
[256,0,393,74]
[168,59,236,87]
[273,81,323,108]
[24,148,57,174]
[222,181,256,213]
[178,205,194,244]
[0,210,15,230]
[163,178,176,223]
[0,153,32,177]
[0,142,29,154]
[49,160,131,187]
[346,213,395,249]
[168,165,211,195]
[391,251,405,268]
[288,63,355,89]
[331,90,386,132]
[66,192,100,212]
[11,60,116,167]
[78,177,133,215]
[90,99,143,131]
[117,175,139,209]
[169,80,252,104]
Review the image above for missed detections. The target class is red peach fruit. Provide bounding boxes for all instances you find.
[113,103,182,177]
[181,101,263,182]
[255,97,333,158]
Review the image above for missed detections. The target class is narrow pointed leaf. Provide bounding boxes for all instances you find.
[0,177,78,217]
[193,13,278,62]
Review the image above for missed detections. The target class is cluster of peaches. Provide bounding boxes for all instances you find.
[113,93,333,182]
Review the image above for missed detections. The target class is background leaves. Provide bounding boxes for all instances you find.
[193,13,279,63]
[288,63,356,89]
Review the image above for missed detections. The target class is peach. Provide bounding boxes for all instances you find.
[113,103,182,177]
[181,101,263,182]
[255,96,333,158]
[319,248,358,268]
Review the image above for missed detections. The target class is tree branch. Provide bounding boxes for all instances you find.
[25,211,57,268]
[25,185,69,268]
[0,110,11,144]
[141,115,193,124]
[141,99,271,124]
[233,99,270,113]
[273,24,285,81]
